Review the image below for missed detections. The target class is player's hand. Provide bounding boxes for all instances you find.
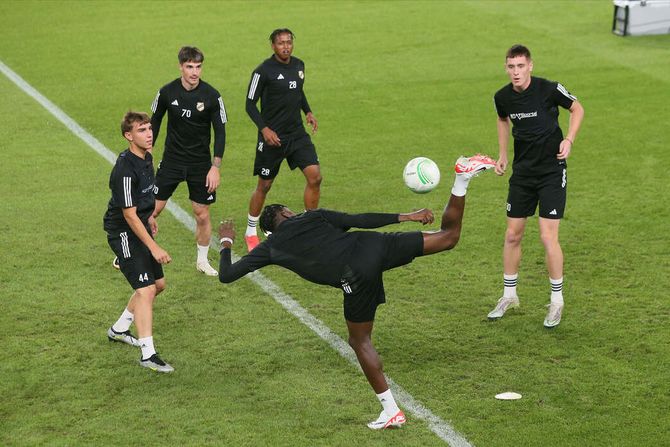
[557,139,572,160]
[261,127,281,146]
[218,219,236,246]
[206,166,220,193]
[495,157,508,176]
[305,112,318,134]
[151,246,171,264]
[148,216,158,236]
[400,208,434,225]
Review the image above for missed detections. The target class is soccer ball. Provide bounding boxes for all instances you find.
[403,157,440,193]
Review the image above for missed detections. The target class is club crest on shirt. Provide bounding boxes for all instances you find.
[298,70,304,79]
[196,102,205,112]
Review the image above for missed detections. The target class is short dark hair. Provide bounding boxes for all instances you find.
[178,46,204,64]
[269,28,294,43]
[506,44,531,61]
[259,203,287,235]
[120,111,150,135]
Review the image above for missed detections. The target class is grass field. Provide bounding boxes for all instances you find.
[1,1,669,445]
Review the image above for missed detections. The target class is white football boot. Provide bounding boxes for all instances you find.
[196,261,218,276]
[107,327,141,347]
[139,354,174,373]
[487,296,520,320]
[544,302,563,328]
[454,154,496,179]
[367,410,406,430]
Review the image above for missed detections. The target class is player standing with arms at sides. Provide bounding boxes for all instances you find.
[244,28,320,252]
[104,112,174,373]
[150,46,228,276]
[487,45,584,328]
[217,155,496,428]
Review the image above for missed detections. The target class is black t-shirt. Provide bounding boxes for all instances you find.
[219,210,400,286]
[494,76,575,175]
[103,149,155,232]
[151,78,227,166]
[245,55,312,140]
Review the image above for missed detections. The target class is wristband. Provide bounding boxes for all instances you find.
[565,137,573,144]
[220,237,234,245]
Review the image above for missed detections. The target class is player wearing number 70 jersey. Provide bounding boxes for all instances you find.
[150,46,228,277]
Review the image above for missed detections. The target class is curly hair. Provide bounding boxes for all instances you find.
[259,204,287,235]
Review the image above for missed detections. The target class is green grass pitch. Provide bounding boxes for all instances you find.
[1,1,669,445]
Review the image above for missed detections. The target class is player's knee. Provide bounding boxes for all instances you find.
[257,181,273,195]
[155,280,166,295]
[307,173,322,188]
[348,335,362,350]
[348,334,371,351]
[136,284,157,302]
[505,228,523,246]
[539,232,559,249]
[193,207,210,224]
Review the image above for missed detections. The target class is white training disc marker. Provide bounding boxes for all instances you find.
[495,392,522,400]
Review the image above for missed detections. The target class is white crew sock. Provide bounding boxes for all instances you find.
[246,214,259,237]
[376,389,400,416]
[197,244,209,263]
[550,277,564,305]
[112,308,134,333]
[451,175,470,197]
[139,336,156,360]
[503,273,519,298]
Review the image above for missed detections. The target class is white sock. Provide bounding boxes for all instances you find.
[112,308,134,333]
[197,244,209,263]
[246,214,259,237]
[503,273,519,298]
[376,389,400,416]
[451,175,470,197]
[550,277,564,305]
[139,336,156,360]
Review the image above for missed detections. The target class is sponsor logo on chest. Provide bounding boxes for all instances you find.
[509,111,537,120]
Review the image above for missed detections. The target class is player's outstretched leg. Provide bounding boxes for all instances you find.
[422,154,495,255]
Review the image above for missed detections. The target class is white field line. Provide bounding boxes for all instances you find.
[0,59,473,447]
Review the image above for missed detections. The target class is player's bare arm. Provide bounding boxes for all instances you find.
[148,215,158,236]
[558,100,585,160]
[261,126,281,146]
[399,209,434,225]
[305,112,318,133]
[495,116,511,175]
[206,156,222,193]
[218,219,235,248]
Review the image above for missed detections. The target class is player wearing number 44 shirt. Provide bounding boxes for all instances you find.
[488,45,584,328]
[103,112,174,373]
[244,28,321,252]
[150,46,228,276]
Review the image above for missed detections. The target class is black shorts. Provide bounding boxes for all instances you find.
[155,160,215,205]
[507,166,567,219]
[253,134,318,179]
[340,231,423,323]
[107,229,164,290]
